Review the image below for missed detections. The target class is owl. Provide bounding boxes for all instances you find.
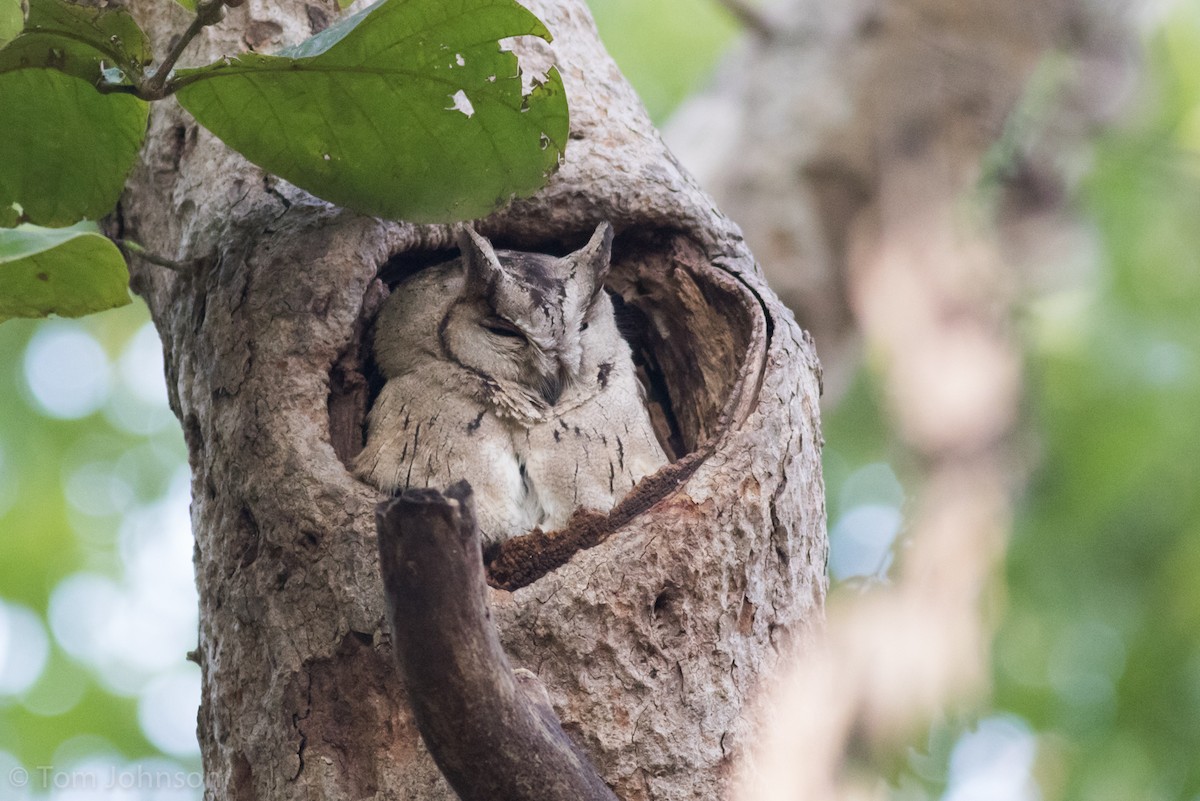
[354,223,668,548]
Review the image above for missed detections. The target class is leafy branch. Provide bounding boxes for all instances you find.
[114,238,191,273]
[138,0,225,99]
[0,0,570,321]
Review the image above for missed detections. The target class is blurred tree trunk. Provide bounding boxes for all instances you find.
[118,1,824,799]
[670,0,1136,403]
[663,2,1139,798]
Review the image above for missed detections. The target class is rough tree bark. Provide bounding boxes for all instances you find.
[119,1,825,799]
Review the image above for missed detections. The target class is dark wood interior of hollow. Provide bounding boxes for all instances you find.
[605,231,752,458]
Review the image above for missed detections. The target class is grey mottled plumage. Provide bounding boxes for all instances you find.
[354,223,668,547]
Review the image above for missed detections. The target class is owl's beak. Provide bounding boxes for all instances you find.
[540,373,563,406]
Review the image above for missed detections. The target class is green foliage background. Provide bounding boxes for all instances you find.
[993,15,1200,795]
[2,1,1200,799]
[0,304,192,779]
[820,6,1200,799]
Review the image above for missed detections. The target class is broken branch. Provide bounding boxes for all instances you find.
[376,482,620,801]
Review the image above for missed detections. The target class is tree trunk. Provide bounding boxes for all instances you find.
[669,0,1136,401]
[661,2,1137,797]
[119,1,825,799]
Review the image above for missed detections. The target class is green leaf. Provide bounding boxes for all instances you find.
[0,0,150,225]
[0,220,130,320]
[0,69,149,227]
[174,0,569,223]
[0,0,24,49]
[0,0,152,84]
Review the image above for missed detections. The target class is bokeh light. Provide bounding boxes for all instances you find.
[0,600,50,696]
[828,504,903,582]
[941,716,1039,801]
[828,461,906,582]
[106,323,176,437]
[49,486,198,700]
[22,326,112,420]
[0,749,31,801]
[20,657,87,718]
[137,667,201,758]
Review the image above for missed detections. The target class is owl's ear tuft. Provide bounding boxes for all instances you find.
[457,225,505,298]
[575,222,613,300]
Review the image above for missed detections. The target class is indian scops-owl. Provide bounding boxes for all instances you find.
[354,223,668,548]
